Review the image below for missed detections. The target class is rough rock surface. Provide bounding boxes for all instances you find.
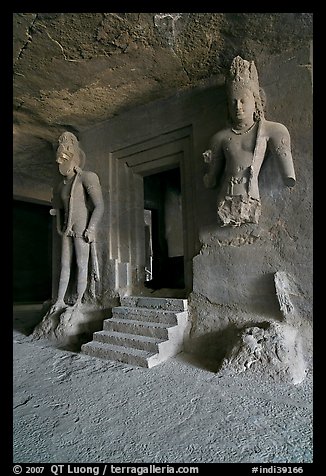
[219,322,306,385]
[32,303,106,349]
[13,315,313,463]
[13,13,312,191]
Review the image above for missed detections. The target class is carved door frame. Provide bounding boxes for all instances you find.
[107,125,196,294]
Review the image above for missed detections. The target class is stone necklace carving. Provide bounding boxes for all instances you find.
[231,121,256,135]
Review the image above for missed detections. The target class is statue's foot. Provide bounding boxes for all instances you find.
[72,300,82,309]
[49,301,67,314]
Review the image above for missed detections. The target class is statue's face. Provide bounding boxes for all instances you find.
[228,87,256,124]
[56,150,76,177]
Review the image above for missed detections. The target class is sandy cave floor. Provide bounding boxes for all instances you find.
[13,305,313,464]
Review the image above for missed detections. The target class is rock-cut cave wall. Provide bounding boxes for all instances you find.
[77,43,312,367]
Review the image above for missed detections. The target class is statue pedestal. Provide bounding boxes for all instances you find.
[32,303,106,350]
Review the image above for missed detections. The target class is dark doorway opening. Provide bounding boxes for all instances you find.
[143,168,184,290]
[13,200,52,303]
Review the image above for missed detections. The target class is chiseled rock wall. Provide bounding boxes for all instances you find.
[80,43,312,369]
[17,14,311,368]
[185,46,312,368]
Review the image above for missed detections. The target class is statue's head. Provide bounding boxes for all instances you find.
[56,131,86,177]
[226,56,265,123]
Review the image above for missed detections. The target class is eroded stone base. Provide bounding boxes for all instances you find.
[32,303,107,349]
[218,321,307,385]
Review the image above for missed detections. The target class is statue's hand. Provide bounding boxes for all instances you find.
[84,228,95,243]
[203,149,212,163]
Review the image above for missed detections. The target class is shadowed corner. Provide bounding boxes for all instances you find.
[13,302,48,336]
[181,323,241,373]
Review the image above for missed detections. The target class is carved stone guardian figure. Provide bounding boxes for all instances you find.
[203,56,296,227]
[33,132,104,345]
[50,131,104,311]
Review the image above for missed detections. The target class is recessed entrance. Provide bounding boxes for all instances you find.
[110,125,196,295]
[13,199,52,303]
[143,168,184,290]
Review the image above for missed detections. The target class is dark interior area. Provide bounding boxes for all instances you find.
[13,199,52,303]
[143,168,184,290]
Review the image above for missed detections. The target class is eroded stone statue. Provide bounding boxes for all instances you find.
[203,56,296,227]
[51,131,104,311]
[33,132,104,345]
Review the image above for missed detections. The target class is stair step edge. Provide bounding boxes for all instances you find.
[82,340,156,358]
[104,318,176,328]
[94,330,165,343]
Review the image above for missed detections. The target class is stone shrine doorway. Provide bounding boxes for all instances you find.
[109,125,196,296]
[143,167,184,290]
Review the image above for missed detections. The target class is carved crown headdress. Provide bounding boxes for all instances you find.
[226,56,260,95]
[57,131,86,169]
[226,56,265,120]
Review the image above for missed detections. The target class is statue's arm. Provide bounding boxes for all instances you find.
[50,183,64,234]
[83,172,104,239]
[267,123,296,187]
[51,183,63,209]
[203,133,225,189]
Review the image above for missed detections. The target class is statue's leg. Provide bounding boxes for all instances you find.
[52,235,73,310]
[74,237,90,306]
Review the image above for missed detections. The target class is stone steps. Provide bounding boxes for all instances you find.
[93,330,162,353]
[104,317,175,339]
[112,306,180,325]
[82,296,189,368]
[82,340,154,368]
[121,296,188,311]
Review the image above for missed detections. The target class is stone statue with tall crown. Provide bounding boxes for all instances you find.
[203,56,296,227]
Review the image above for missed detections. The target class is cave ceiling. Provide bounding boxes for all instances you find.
[13,12,312,189]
